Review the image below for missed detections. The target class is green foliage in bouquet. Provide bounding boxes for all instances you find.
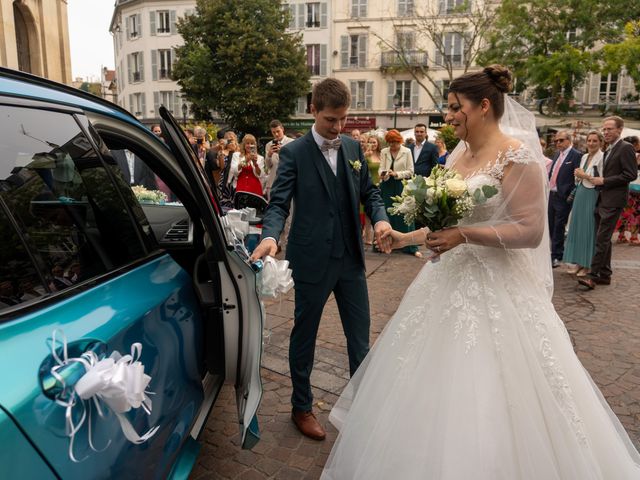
[389,165,498,231]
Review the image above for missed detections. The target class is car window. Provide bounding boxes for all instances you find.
[0,105,149,311]
[0,207,47,309]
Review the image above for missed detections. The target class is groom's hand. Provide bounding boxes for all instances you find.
[373,221,393,254]
[250,238,278,262]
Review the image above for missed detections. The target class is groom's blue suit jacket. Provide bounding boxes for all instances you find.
[261,131,388,284]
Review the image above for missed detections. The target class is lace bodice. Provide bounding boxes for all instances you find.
[459,145,536,225]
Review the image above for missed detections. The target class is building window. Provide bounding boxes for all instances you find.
[395,80,412,108]
[157,11,171,33]
[439,0,469,14]
[396,32,415,51]
[341,34,367,69]
[600,73,618,103]
[128,52,144,83]
[306,3,320,28]
[127,14,141,39]
[435,79,450,108]
[351,0,367,18]
[350,81,373,110]
[130,92,145,116]
[436,32,465,67]
[398,0,414,16]
[159,49,172,79]
[306,44,321,75]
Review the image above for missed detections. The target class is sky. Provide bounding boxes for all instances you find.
[67,0,115,82]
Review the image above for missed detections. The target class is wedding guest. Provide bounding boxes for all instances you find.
[217,130,239,209]
[250,78,392,442]
[228,134,266,197]
[362,135,382,246]
[563,131,604,276]
[435,135,449,165]
[264,119,294,200]
[579,116,638,289]
[380,129,422,258]
[614,136,640,244]
[548,130,582,268]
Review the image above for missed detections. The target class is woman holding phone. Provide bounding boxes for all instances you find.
[228,133,266,198]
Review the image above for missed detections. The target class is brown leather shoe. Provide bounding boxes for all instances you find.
[291,410,326,440]
[592,276,611,285]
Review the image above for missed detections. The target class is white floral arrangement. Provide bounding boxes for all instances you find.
[131,185,168,205]
[389,165,498,231]
[349,159,362,173]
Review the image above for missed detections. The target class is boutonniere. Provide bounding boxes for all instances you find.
[349,160,362,173]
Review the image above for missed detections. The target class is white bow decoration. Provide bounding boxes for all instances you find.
[49,330,159,462]
[258,256,294,298]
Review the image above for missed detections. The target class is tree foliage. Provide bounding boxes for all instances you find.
[600,21,640,100]
[479,0,640,103]
[173,0,310,134]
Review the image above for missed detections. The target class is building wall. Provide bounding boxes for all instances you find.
[111,0,196,123]
[0,0,71,84]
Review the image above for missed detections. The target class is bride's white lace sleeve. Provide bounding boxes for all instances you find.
[460,147,547,249]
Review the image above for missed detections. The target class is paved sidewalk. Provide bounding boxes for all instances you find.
[190,244,640,479]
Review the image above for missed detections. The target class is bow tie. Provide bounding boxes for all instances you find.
[320,138,341,152]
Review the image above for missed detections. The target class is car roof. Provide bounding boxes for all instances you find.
[0,67,140,128]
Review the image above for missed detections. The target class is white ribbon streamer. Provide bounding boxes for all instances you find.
[48,330,159,462]
[258,256,294,298]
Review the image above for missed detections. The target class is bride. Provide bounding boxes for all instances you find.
[321,65,640,479]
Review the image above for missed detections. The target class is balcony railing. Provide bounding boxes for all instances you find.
[307,64,320,76]
[132,71,141,82]
[305,20,320,28]
[380,51,428,69]
[159,68,171,79]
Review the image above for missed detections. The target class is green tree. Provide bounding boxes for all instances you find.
[437,125,458,153]
[479,0,640,108]
[600,21,640,101]
[173,0,310,135]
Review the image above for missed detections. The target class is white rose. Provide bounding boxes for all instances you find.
[425,177,436,187]
[445,178,468,198]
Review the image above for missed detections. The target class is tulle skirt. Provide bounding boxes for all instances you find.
[321,244,640,479]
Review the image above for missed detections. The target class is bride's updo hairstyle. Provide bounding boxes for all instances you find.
[448,64,513,120]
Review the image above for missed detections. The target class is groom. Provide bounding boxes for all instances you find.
[251,78,392,440]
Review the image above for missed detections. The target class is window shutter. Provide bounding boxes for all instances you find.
[151,50,158,81]
[125,16,130,39]
[340,35,348,68]
[320,3,327,28]
[350,81,357,109]
[351,0,358,17]
[387,80,396,109]
[362,0,368,17]
[297,4,305,29]
[398,0,406,16]
[136,13,142,37]
[365,81,373,109]
[358,35,367,68]
[173,92,180,114]
[153,91,160,113]
[127,54,133,83]
[138,53,144,81]
[141,93,146,118]
[150,11,156,36]
[320,44,327,76]
[170,10,177,34]
[438,0,446,14]
[288,4,296,29]
[589,73,600,104]
[297,96,307,114]
[456,33,464,66]
[411,80,419,110]
[434,34,443,66]
[435,80,443,106]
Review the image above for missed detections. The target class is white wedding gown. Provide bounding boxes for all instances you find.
[321,148,640,479]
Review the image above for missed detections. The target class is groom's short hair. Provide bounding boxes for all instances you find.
[311,78,351,112]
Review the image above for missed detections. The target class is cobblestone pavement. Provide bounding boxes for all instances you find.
[190,244,640,479]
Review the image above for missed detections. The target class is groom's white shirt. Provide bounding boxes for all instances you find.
[311,124,338,175]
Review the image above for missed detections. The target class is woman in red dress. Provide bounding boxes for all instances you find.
[227,134,266,198]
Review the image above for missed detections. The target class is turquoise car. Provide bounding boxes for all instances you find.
[0,67,263,479]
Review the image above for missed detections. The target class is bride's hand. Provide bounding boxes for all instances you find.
[425,227,466,255]
[382,230,407,250]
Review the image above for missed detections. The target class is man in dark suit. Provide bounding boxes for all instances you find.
[547,131,582,267]
[111,149,157,190]
[408,123,438,178]
[251,78,392,441]
[579,116,638,289]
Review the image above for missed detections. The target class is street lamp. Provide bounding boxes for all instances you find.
[393,94,401,129]
[181,102,188,127]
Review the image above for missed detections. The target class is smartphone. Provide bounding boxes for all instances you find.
[250,145,257,153]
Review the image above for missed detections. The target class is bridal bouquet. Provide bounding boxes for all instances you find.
[131,185,168,205]
[389,165,498,231]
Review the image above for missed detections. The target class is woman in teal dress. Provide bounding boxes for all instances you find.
[379,129,422,257]
[563,131,604,276]
[362,135,382,246]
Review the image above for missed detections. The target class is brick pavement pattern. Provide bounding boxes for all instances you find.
[190,245,640,479]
